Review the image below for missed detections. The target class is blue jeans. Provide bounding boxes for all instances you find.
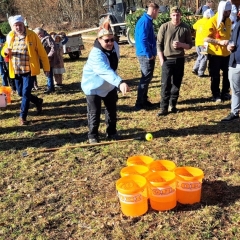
[229,66,240,115]
[0,62,8,86]
[15,72,39,119]
[86,88,118,139]
[193,46,208,76]
[136,56,155,105]
[47,67,55,91]
[161,58,185,110]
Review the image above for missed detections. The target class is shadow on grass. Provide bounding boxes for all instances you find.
[0,127,145,152]
[151,120,240,138]
[174,180,240,211]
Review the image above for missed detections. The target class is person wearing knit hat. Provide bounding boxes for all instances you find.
[1,15,50,125]
[81,19,130,144]
[204,0,232,103]
[192,9,214,78]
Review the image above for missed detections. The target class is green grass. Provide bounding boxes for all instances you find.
[0,41,240,239]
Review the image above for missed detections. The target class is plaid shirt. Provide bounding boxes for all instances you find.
[11,34,30,74]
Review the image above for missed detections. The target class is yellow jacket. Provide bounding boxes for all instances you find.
[193,17,211,46]
[205,13,231,56]
[1,28,50,78]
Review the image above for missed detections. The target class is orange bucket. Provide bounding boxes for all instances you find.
[120,165,149,177]
[146,171,176,211]
[175,167,204,204]
[0,86,12,103]
[148,160,176,172]
[116,175,148,217]
[127,155,154,167]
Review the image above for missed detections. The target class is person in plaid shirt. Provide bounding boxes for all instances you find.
[1,15,50,125]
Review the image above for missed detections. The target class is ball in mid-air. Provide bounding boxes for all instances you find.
[145,133,153,141]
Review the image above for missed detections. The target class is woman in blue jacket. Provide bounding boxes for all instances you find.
[0,29,8,86]
[81,20,129,143]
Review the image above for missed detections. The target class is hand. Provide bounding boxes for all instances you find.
[218,40,229,46]
[44,71,50,77]
[149,56,155,60]
[4,48,11,56]
[119,82,130,96]
[227,45,235,52]
[173,41,180,49]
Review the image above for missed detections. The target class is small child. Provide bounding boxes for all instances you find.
[53,35,66,87]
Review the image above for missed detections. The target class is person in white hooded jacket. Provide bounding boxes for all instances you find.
[81,19,129,144]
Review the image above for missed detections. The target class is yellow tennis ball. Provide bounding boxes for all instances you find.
[145,133,153,141]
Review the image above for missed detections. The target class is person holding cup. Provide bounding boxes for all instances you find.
[221,21,240,121]
[1,15,50,125]
[204,0,232,103]
[156,6,192,116]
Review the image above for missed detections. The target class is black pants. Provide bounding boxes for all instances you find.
[86,88,118,139]
[160,58,185,110]
[208,54,230,98]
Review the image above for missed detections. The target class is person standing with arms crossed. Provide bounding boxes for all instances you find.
[134,1,159,111]
[157,6,192,116]
[1,15,50,125]
[204,0,232,102]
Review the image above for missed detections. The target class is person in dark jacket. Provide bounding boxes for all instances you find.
[134,1,159,111]
[221,20,240,121]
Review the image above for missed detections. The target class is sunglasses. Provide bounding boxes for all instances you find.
[102,38,114,43]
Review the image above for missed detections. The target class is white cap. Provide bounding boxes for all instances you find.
[8,15,24,27]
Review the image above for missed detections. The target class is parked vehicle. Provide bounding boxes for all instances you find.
[62,34,84,59]
[99,0,144,45]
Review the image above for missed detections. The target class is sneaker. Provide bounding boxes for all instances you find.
[134,104,143,111]
[36,98,43,114]
[221,113,239,122]
[157,109,168,116]
[170,106,179,113]
[89,138,99,144]
[55,84,63,88]
[213,97,221,103]
[222,93,231,101]
[192,70,198,75]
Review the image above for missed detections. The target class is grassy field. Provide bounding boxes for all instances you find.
[0,41,240,239]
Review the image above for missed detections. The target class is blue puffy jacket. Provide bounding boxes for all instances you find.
[135,12,156,58]
[81,41,122,97]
